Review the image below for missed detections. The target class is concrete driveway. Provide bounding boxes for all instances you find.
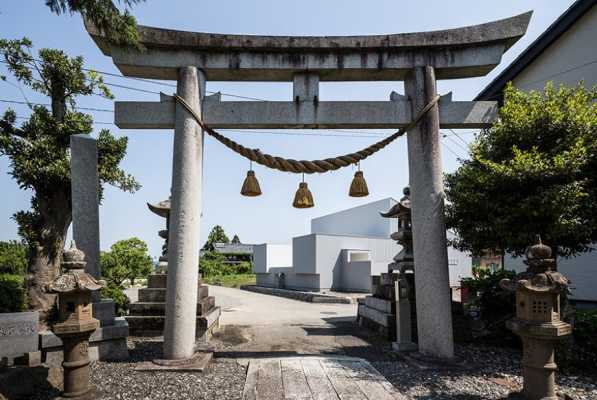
[210,285,357,326]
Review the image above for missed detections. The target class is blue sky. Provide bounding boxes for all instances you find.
[0,0,576,258]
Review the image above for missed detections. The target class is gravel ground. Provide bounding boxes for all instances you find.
[90,337,246,400]
[369,344,597,400]
[2,331,595,399]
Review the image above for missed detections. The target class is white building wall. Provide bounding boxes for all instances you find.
[447,231,473,286]
[512,6,597,92]
[254,199,472,292]
[505,245,597,302]
[311,198,398,238]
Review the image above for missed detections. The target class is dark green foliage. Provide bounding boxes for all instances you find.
[202,225,229,252]
[0,240,27,275]
[461,268,517,342]
[100,238,153,287]
[0,38,139,316]
[45,0,145,47]
[200,251,251,277]
[446,83,597,258]
[557,309,597,372]
[100,282,129,316]
[0,274,27,312]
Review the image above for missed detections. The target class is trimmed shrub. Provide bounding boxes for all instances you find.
[0,240,27,275]
[0,273,27,312]
[461,268,517,342]
[101,283,130,316]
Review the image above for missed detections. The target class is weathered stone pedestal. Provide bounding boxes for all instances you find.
[127,273,220,340]
[357,272,398,340]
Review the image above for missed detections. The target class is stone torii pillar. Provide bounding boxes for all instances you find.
[84,12,531,360]
[405,66,453,358]
[164,66,205,360]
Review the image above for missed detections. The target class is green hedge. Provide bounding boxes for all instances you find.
[101,283,130,316]
[0,273,27,312]
[0,240,27,275]
[200,251,252,277]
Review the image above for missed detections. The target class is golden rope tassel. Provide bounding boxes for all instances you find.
[349,169,369,197]
[241,160,262,197]
[241,170,262,197]
[293,174,314,208]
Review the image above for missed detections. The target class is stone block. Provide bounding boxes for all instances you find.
[147,273,167,288]
[127,306,220,337]
[40,317,129,366]
[364,296,393,314]
[128,296,215,316]
[93,299,116,326]
[358,304,394,328]
[138,285,208,302]
[380,272,398,286]
[0,311,39,364]
[14,351,42,367]
[358,304,396,340]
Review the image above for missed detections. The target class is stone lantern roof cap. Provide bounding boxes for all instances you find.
[380,186,411,218]
[147,198,171,218]
[47,241,104,293]
[63,240,85,264]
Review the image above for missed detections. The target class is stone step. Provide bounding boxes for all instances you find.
[147,274,167,288]
[380,272,399,286]
[146,274,204,289]
[127,306,220,336]
[357,304,396,341]
[364,296,394,314]
[372,283,397,300]
[138,286,209,302]
[128,296,215,316]
[357,304,394,328]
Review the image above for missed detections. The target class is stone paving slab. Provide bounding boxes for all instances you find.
[242,356,407,400]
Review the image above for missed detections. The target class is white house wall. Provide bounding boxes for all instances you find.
[512,6,597,92]
[253,243,292,273]
[505,245,597,302]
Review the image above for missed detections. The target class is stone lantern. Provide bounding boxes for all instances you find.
[381,186,417,351]
[47,241,103,399]
[500,235,571,400]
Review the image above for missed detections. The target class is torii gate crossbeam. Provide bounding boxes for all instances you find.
[85,12,531,362]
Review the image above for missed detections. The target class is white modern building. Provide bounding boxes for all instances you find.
[253,198,472,292]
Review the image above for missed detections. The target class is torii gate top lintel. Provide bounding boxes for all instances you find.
[85,11,531,81]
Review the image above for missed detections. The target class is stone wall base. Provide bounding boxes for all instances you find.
[40,317,129,367]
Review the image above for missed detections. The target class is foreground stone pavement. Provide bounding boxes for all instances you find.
[1,287,595,399]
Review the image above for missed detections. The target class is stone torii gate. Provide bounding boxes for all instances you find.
[85,12,531,361]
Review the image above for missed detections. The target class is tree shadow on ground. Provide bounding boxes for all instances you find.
[0,366,61,400]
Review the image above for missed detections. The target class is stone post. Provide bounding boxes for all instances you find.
[163,66,205,360]
[404,66,454,359]
[70,135,100,301]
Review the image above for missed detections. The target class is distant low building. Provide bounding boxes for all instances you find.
[476,0,597,306]
[253,198,472,292]
[206,242,255,264]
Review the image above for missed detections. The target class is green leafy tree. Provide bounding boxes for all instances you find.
[446,83,597,262]
[45,0,145,47]
[0,240,28,275]
[202,225,229,252]
[0,38,140,320]
[231,234,241,244]
[100,238,153,287]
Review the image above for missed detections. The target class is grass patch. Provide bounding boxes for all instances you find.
[203,273,256,288]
